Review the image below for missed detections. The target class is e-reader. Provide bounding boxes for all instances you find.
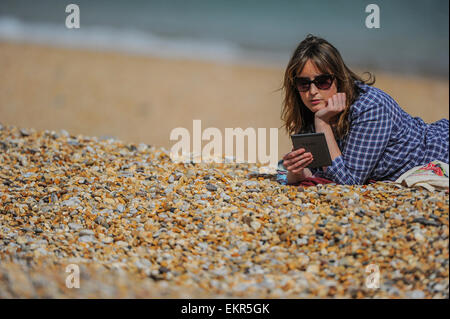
[290,132,332,168]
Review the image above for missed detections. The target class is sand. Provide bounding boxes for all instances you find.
[0,41,448,161]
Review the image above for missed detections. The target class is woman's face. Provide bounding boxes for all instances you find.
[296,59,337,113]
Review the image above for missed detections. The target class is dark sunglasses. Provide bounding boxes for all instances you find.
[295,74,335,92]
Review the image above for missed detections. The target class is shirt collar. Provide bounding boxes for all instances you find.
[354,80,369,94]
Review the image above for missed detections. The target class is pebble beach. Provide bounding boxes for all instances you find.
[0,124,448,298]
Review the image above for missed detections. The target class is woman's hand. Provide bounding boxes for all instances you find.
[283,148,313,177]
[315,92,346,123]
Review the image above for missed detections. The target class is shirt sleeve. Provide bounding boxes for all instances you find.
[319,102,392,184]
[275,159,321,185]
[276,159,288,185]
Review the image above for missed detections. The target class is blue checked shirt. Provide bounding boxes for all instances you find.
[277,81,449,185]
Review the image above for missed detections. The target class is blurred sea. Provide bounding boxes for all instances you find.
[0,0,448,77]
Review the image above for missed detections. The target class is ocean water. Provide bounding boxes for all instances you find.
[0,0,448,77]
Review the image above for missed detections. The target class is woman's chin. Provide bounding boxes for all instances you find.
[308,103,326,113]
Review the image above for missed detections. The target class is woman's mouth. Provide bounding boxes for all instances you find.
[311,99,322,105]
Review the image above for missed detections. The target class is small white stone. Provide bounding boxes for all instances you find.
[68,223,83,231]
[414,231,425,242]
[250,221,261,230]
[410,290,425,299]
[138,143,148,152]
[306,264,319,274]
[102,237,114,244]
[79,229,95,237]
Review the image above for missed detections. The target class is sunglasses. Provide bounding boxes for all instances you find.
[295,74,335,92]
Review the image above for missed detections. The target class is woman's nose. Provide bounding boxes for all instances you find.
[309,83,319,94]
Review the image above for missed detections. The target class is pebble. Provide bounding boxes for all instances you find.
[220,193,231,202]
[117,204,125,213]
[115,241,128,247]
[250,221,261,230]
[433,283,447,292]
[137,143,148,153]
[409,290,425,299]
[68,223,83,231]
[102,237,114,244]
[243,181,258,188]
[414,231,425,242]
[0,124,447,299]
[78,235,95,243]
[206,183,217,192]
[79,229,95,237]
[412,217,440,227]
[61,197,81,207]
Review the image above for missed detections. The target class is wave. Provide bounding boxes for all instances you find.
[0,15,286,67]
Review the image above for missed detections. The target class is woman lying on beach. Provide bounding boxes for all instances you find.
[277,34,449,186]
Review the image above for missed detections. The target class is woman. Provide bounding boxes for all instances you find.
[277,34,449,186]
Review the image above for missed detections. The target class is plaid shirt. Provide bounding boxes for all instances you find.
[277,81,449,185]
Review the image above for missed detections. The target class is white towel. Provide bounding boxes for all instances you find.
[395,160,449,192]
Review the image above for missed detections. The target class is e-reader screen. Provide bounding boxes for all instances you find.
[290,132,332,168]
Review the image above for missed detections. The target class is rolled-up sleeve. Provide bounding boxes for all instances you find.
[276,159,321,185]
[319,102,392,184]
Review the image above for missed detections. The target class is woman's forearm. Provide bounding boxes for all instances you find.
[314,118,341,172]
[315,118,342,160]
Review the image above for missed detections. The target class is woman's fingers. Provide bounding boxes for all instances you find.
[286,153,313,171]
[288,159,310,172]
[335,93,341,108]
[292,157,314,174]
[283,148,306,162]
[324,93,346,113]
[285,154,309,170]
[283,148,305,160]
[316,93,346,122]
[284,150,311,167]
[284,155,306,169]
[339,93,346,107]
[332,93,345,109]
[332,94,339,109]
[327,97,333,108]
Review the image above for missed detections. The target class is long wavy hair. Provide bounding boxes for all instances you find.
[281,34,375,139]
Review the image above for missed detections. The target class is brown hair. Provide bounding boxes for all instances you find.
[281,34,375,139]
